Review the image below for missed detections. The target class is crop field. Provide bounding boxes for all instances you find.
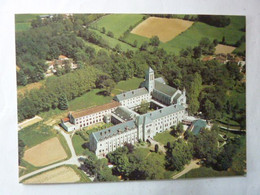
[23,137,67,167]
[131,17,194,43]
[90,14,144,39]
[215,44,236,54]
[23,166,80,184]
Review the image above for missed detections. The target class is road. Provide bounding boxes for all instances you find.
[19,125,81,182]
[172,159,200,179]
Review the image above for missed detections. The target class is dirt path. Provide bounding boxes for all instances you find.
[172,159,200,179]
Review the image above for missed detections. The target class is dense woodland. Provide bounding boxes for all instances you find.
[16,14,246,130]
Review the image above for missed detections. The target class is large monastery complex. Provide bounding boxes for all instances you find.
[61,67,187,157]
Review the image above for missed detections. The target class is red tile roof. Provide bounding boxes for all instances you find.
[62,117,70,122]
[71,101,121,119]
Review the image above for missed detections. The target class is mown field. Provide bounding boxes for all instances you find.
[90,14,145,39]
[111,77,144,95]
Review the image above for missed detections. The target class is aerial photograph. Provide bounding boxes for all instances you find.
[16,14,246,183]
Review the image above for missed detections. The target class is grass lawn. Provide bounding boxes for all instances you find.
[153,130,176,146]
[89,29,137,52]
[19,122,56,148]
[90,14,145,39]
[112,77,144,95]
[72,134,86,155]
[179,166,238,179]
[69,88,113,111]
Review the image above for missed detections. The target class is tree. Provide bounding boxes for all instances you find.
[17,69,28,86]
[107,31,114,38]
[155,144,159,153]
[176,123,184,135]
[213,39,219,46]
[100,79,116,96]
[102,27,106,34]
[58,94,69,110]
[133,40,138,47]
[18,139,25,165]
[166,139,193,171]
[222,36,226,44]
[140,42,148,51]
[167,142,171,149]
[203,99,217,119]
[193,46,202,59]
[114,44,122,53]
[191,129,219,165]
[149,36,160,46]
[136,100,149,114]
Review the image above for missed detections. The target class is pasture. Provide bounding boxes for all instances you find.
[19,122,56,148]
[215,44,236,54]
[89,29,137,52]
[90,14,144,39]
[17,79,45,96]
[23,166,80,184]
[131,17,194,43]
[23,137,67,167]
[15,14,40,32]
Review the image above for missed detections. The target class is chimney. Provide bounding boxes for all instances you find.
[160,110,162,113]
[132,91,134,94]
[123,94,126,97]
[100,132,102,136]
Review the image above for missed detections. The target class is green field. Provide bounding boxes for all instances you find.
[69,88,113,111]
[179,166,238,179]
[89,29,137,52]
[118,15,245,54]
[15,14,40,32]
[19,122,56,148]
[153,130,176,146]
[72,134,86,155]
[90,14,145,39]
[112,77,144,95]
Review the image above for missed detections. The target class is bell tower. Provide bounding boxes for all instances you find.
[145,67,155,94]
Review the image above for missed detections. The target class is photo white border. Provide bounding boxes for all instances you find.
[0,0,260,194]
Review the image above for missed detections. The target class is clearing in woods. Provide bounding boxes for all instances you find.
[215,44,237,55]
[23,137,67,167]
[131,17,194,43]
[23,166,80,184]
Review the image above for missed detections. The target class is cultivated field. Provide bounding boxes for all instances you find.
[215,44,236,54]
[23,166,80,184]
[18,115,43,130]
[131,17,194,43]
[23,137,67,167]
